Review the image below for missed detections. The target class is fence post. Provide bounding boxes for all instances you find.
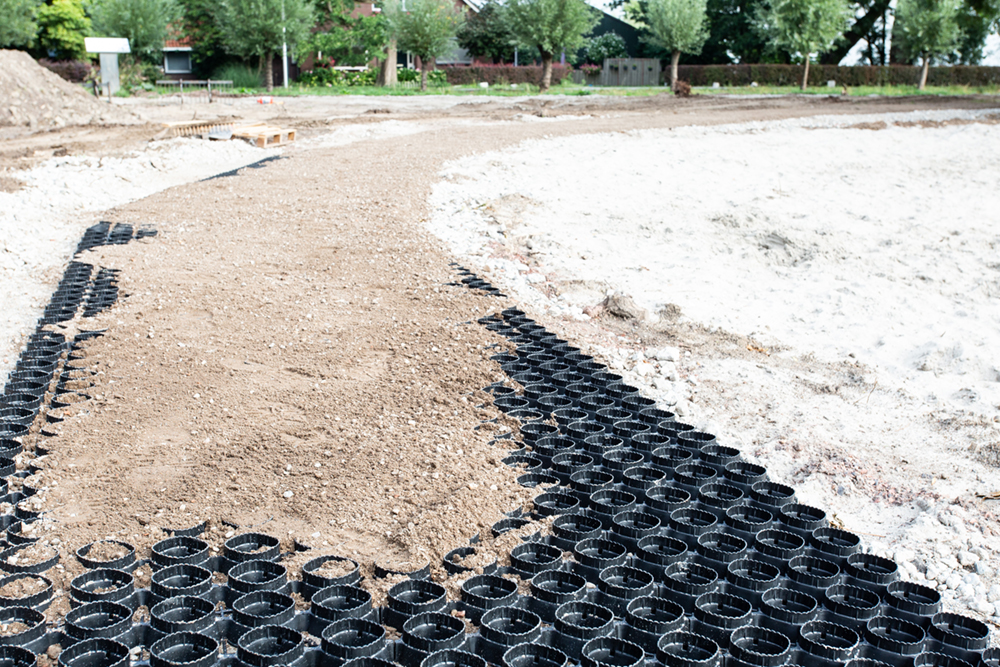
[208,80,212,104]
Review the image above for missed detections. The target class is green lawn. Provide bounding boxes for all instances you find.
[144,80,1000,99]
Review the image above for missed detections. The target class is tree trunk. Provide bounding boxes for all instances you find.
[919,56,929,90]
[420,63,428,91]
[263,53,274,92]
[540,51,553,93]
[377,39,398,87]
[670,50,680,90]
[801,57,810,90]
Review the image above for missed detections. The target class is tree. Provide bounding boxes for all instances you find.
[585,31,627,63]
[215,0,316,91]
[755,0,851,89]
[457,0,516,63]
[89,0,180,62]
[506,0,598,92]
[37,0,91,60]
[382,0,465,91]
[175,0,226,77]
[894,0,962,89]
[645,0,708,89]
[304,15,387,66]
[0,0,42,48]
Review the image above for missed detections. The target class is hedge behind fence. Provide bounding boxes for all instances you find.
[675,64,1000,87]
[442,64,570,87]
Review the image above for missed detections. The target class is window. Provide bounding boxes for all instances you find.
[164,51,192,74]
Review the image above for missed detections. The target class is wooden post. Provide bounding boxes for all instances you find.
[208,80,213,104]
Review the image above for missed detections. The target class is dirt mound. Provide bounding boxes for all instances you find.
[0,49,138,129]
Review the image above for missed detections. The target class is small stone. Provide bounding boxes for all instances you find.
[945,573,962,590]
[958,551,979,567]
[282,490,294,499]
[654,346,681,362]
[634,361,655,376]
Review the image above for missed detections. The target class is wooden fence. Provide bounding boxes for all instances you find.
[601,58,661,87]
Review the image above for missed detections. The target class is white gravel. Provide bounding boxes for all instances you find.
[0,138,279,383]
[428,106,1000,634]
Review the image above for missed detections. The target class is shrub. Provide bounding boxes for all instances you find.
[674,63,1000,87]
[442,63,570,86]
[296,66,378,86]
[213,62,263,88]
[39,58,95,82]
[585,32,627,64]
[674,79,691,96]
[397,67,419,82]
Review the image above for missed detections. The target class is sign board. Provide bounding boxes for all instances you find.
[85,37,130,54]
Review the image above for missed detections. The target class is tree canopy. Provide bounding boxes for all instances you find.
[215,0,315,89]
[645,0,708,87]
[505,0,598,91]
[894,0,962,87]
[304,15,387,67]
[0,0,42,48]
[585,31,628,63]
[88,0,181,61]
[754,0,851,87]
[37,0,91,60]
[382,0,465,90]
[457,0,517,63]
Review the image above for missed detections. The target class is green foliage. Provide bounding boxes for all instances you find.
[304,15,387,66]
[88,0,181,61]
[585,31,627,63]
[213,61,263,87]
[645,0,708,55]
[37,0,91,59]
[505,0,598,58]
[457,0,516,63]
[215,0,316,60]
[755,0,851,60]
[0,0,42,48]
[176,0,226,76]
[895,0,963,62]
[382,0,466,63]
[397,66,418,81]
[297,66,379,85]
[700,0,779,63]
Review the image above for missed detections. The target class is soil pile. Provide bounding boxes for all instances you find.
[0,49,137,128]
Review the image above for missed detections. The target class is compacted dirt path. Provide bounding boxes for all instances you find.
[21,93,996,624]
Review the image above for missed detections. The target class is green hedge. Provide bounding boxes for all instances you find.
[675,64,1000,87]
[441,64,570,87]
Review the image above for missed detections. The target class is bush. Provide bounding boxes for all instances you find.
[442,63,570,86]
[397,67,418,82]
[39,59,95,82]
[675,63,1000,87]
[296,66,377,87]
[585,32,627,64]
[674,79,691,96]
[213,62,263,88]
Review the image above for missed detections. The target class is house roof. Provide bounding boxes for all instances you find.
[164,37,193,49]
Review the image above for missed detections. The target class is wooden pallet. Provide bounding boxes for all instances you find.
[232,124,295,148]
[158,120,295,148]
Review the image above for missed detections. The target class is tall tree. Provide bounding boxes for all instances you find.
[215,0,316,90]
[304,14,386,66]
[89,0,180,62]
[755,0,851,89]
[0,0,43,48]
[382,0,465,91]
[37,0,91,59]
[645,0,708,89]
[894,0,962,88]
[456,0,516,63]
[176,0,226,77]
[506,0,598,92]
